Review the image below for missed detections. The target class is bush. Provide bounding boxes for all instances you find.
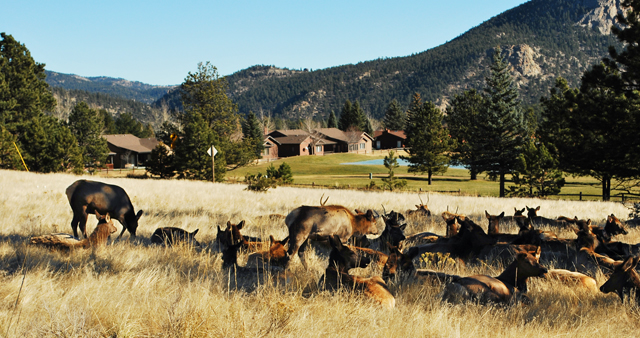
[266,162,294,185]
[245,173,278,192]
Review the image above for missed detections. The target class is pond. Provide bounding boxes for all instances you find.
[341,159,465,169]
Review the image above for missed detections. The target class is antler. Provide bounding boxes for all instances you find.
[320,194,329,206]
[381,204,387,216]
[418,194,424,206]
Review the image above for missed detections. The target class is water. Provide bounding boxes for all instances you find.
[341,159,466,169]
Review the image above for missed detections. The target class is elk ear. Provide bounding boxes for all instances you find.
[366,210,374,221]
[237,220,245,230]
[227,220,231,228]
[95,210,103,219]
[217,225,222,233]
[281,236,290,246]
[105,213,111,223]
[269,235,275,244]
[485,210,490,218]
[399,223,407,231]
[192,229,199,236]
[587,219,591,226]
[499,212,505,218]
[622,256,636,272]
[536,206,541,211]
[136,210,143,220]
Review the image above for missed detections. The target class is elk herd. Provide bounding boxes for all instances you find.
[27,180,640,309]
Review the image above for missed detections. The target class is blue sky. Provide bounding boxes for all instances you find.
[5,0,528,86]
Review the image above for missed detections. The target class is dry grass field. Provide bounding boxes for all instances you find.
[0,169,639,337]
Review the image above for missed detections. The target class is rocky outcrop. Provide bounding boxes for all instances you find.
[577,0,624,35]
[504,44,542,77]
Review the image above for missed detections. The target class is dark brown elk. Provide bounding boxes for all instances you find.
[382,243,416,280]
[285,205,379,267]
[151,227,200,247]
[599,256,640,301]
[590,214,628,243]
[66,180,143,239]
[501,208,526,225]
[31,211,117,250]
[321,235,395,309]
[347,245,389,271]
[441,246,547,304]
[217,220,264,252]
[526,206,568,228]
[352,209,407,252]
[485,211,520,242]
[406,194,431,218]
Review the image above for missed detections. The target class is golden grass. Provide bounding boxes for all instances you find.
[0,169,639,337]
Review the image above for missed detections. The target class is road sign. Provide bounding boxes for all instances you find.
[207,145,218,157]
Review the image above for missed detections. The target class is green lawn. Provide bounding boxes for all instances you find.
[226,153,626,200]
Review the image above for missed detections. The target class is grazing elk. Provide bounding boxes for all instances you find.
[321,235,395,309]
[30,211,117,250]
[599,256,640,302]
[66,180,143,239]
[151,227,200,247]
[285,204,379,267]
[441,247,547,304]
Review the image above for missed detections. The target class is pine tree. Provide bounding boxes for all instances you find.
[383,100,406,130]
[327,111,338,128]
[146,144,175,178]
[508,139,565,197]
[381,150,407,191]
[338,100,358,131]
[68,102,109,171]
[242,111,264,157]
[446,90,485,180]
[475,48,527,197]
[402,93,452,185]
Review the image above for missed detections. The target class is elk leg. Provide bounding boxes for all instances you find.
[298,239,310,270]
[78,206,89,239]
[71,215,81,238]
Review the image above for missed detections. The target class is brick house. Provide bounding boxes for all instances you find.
[373,130,406,149]
[262,128,372,160]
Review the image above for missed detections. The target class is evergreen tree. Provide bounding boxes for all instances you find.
[446,90,485,180]
[21,115,83,173]
[68,102,109,171]
[474,48,527,197]
[242,111,264,156]
[100,109,117,134]
[402,93,452,185]
[146,144,175,178]
[381,150,407,191]
[383,100,406,130]
[327,111,338,128]
[115,112,154,138]
[508,139,565,197]
[338,100,358,131]
[173,110,224,181]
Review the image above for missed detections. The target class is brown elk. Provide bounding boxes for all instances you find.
[599,256,640,301]
[321,235,395,309]
[485,211,520,242]
[352,208,407,252]
[151,227,200,247]
[401,211,460,248]
[406,194,431,218]
[590,214,628,243]
[285,205,379,267]
[245,235,290,268]
[382,243,416,280]
[31,211,117,250]
[544,269,598,292]
[66,180,143,239]
[501,208,526,225]
[441,246,547,304]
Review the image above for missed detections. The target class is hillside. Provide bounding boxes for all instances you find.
[155,0,623,120]
[45,70,176,104]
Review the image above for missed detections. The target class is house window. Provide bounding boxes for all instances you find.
[264,147,269,155]
[360,143,365,149]
[316,145,322,153]
[376,141,381,149]
[397,140,402,148]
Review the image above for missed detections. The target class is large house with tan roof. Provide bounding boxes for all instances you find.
[263,128,372,160]
[103,134,160,168]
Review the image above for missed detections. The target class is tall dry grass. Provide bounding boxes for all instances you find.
[0,169,638,337]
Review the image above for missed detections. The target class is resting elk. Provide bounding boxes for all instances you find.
[441,246,547,304]
[321,235,395,309]
[526,206,568,228]
[406,194,431,218]
[151,227,200,247]
[66,180,143,239]
[285,203,379,267]
[599,255,640,301]
[30,211,117,250]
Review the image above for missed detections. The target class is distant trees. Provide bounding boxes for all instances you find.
[67,102,109,171]
[242,111,264,157]
[381,150,407,191]
[327,111,338,128]
[338,99,372,134]
[473,48,528,197]
[402,93,452,185]
[383,100,406,130]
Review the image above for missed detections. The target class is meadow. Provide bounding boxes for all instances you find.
[0,169,639,337]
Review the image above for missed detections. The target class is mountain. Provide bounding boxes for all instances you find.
[155,0,623,120]
[45,71,176,104]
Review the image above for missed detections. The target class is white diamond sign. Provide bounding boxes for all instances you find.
[207,145,218,157]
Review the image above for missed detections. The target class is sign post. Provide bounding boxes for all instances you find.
[207,145,218,182]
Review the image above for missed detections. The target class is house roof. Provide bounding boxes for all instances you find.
[267,128,372,145]
[103,134,159,153]
[273,135,311,145]
[374,129,406,139]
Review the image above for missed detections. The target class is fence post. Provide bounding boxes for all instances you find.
[579,192,582,201]
[622,194,625,202]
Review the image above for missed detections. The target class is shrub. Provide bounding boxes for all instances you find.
[245,173,278,192]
